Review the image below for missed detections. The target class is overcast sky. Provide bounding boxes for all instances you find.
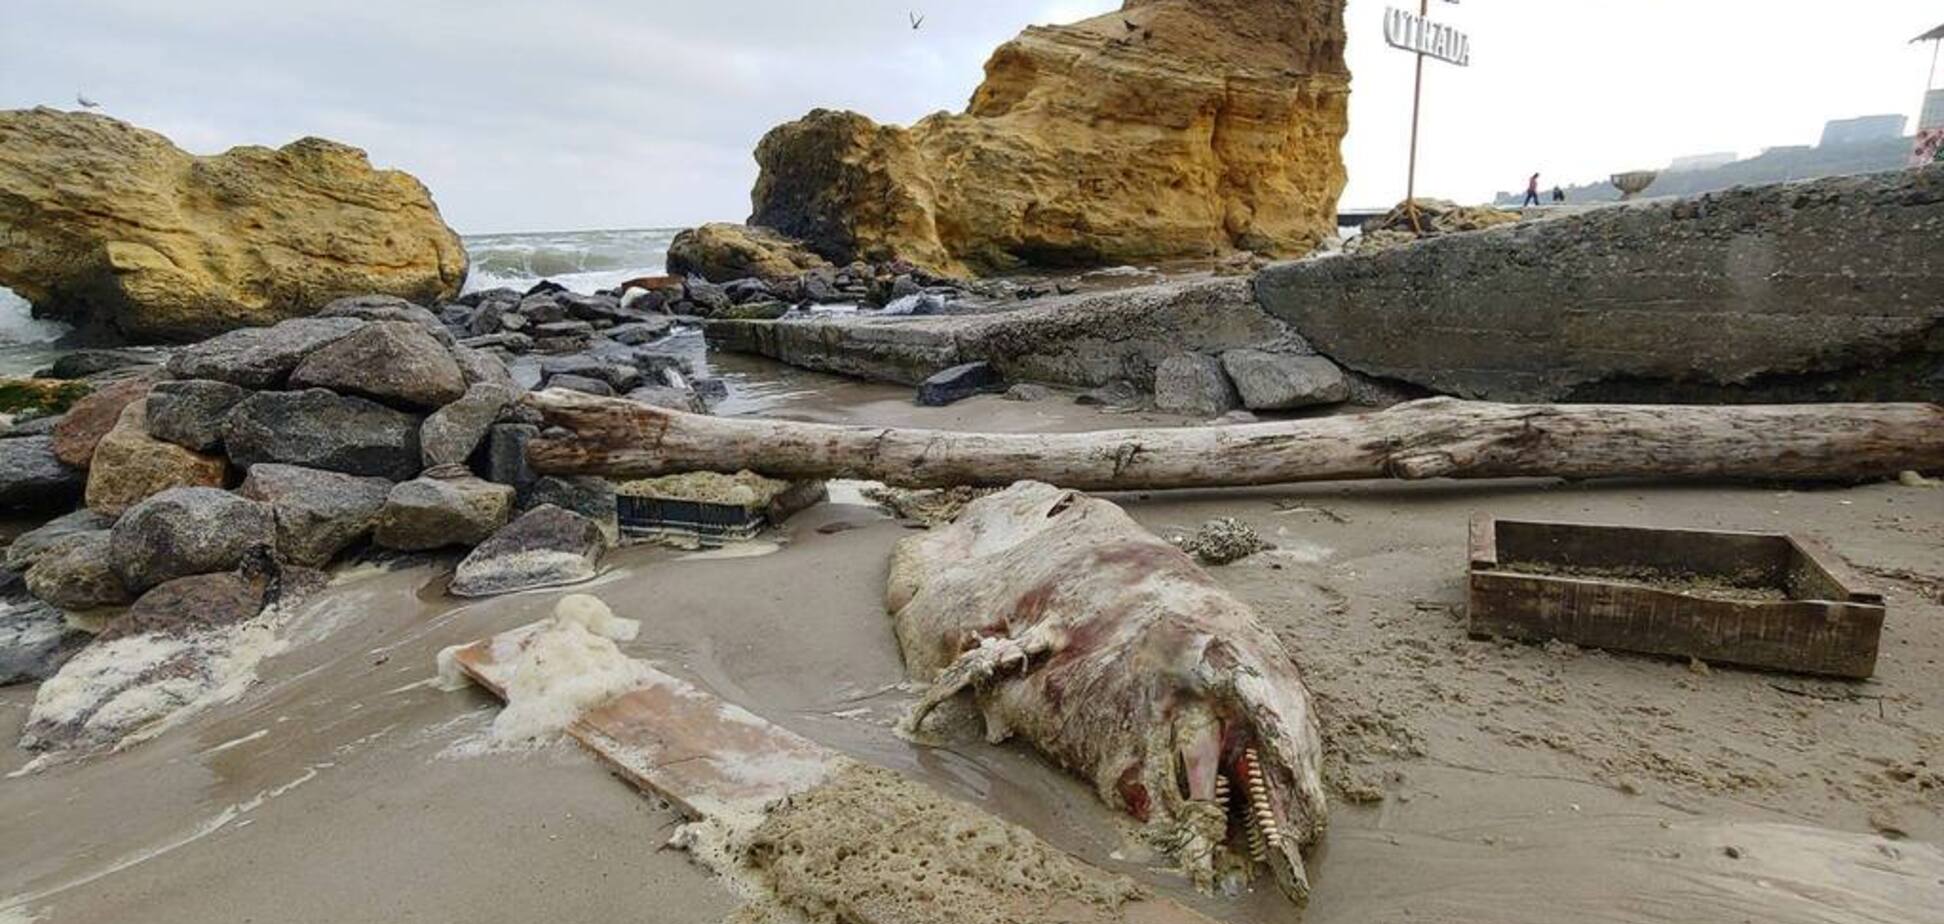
[4,1,1940,233]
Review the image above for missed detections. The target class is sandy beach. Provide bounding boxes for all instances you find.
[4,369,1937,924]
[2,4,1940,921]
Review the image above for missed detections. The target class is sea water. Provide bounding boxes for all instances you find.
[0,285,74,377]
[0,228,680,376]
[461,227,679,294]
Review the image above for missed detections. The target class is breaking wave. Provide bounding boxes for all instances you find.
[461,227,680,295]
[0,285,70,346]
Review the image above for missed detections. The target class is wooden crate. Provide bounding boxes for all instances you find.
[1467,514,1884,678]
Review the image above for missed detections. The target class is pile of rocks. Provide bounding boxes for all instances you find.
[658,225,987,321]
[0,290,680,683]
[1345,198,1524,256]
[441,282,718,409]
[1149,350,1350,418]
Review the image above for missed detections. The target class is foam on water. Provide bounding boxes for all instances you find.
[461,227,679,295]
[0,287,67,345]
[0,285,74,377]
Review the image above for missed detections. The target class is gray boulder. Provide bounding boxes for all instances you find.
[450,504,608,597]
[165,317,367,388]
[289,321,468,410]
[0,436,84,511]
[1003,383,1054,402]
[317,295,455,346]
[107,559,285,639]
[1074,381,1142,408]
[1219,350,1349,410]
[486,423,539,490]
[543,355,643,392]
[4,508,116,573]
[558,292,627,322]
[505,356,545,392]
[0,600,89,685]
[25,531,133,609]
[888,275,922,301]
[547,374,613,397]
[144,379,250,452]
[539,354,605,381]
[518,294,567,324]
[451,344,517,392]
[608,319,674,345]
[108,487,276,593]
[460,332,533,354]
[683,276,733,315]
[420,383,512,468]
[372,475,515,551]
[224,389,424,480]
[916,361,1004,407]
[691,377,728,407]
[1153,354,1240,417]
[237,464,393,567]
[524,476,619,544]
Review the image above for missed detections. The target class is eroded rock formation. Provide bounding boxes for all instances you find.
[664,222,832,283]
[0,108,468,342]
[748,0,1349,275]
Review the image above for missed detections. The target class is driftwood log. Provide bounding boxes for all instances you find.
[522,389,1944,489]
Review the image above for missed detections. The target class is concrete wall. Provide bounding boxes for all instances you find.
[706,278,1305,389]
[1260,165,1944,403]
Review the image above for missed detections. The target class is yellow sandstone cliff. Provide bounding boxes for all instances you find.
[0,108,468,342]
[747,0,1349,276]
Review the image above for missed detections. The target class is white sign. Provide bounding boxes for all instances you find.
[1384,7,1471,67]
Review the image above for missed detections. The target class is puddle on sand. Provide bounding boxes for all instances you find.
[1,504,1937,924]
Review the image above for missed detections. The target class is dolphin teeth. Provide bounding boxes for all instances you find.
[1242,746,1281,852]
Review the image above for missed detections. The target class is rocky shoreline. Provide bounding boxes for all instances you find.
[0,0,1939,915]
[0,283,725,744]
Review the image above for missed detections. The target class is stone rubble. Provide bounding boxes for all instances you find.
[0,279,724,687]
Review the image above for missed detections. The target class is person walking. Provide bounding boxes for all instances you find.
[1522,172,1541,207]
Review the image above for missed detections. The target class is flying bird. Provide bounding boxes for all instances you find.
[909,11,924,29]
[75,92,100,109]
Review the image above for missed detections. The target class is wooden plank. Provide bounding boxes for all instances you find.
[449,623,1227,924]
[1468,512,1497,569]
[1493,519,1791,583]
[450,622,843,818]
[1787,536,1885,605]
[1468,571,1883,678]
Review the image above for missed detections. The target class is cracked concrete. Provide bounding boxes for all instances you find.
[1256,166,1944,403]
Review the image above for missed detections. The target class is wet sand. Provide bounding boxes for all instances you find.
[2,370,1941,923]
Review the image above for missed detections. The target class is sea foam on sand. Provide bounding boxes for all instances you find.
[437,594,645,748]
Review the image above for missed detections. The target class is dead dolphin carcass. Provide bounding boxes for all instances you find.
[886,481,1328,903]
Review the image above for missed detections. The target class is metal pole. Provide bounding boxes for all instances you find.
[1405,0,1428,233]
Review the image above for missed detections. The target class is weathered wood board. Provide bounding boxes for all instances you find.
[451,622,842,818]
[449,622,1227,924]
[1467,515,1884,678]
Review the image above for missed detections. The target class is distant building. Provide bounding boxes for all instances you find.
[1922,89,1944,133]
[1819,114,1908,147]
[1667,152,1739,173]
